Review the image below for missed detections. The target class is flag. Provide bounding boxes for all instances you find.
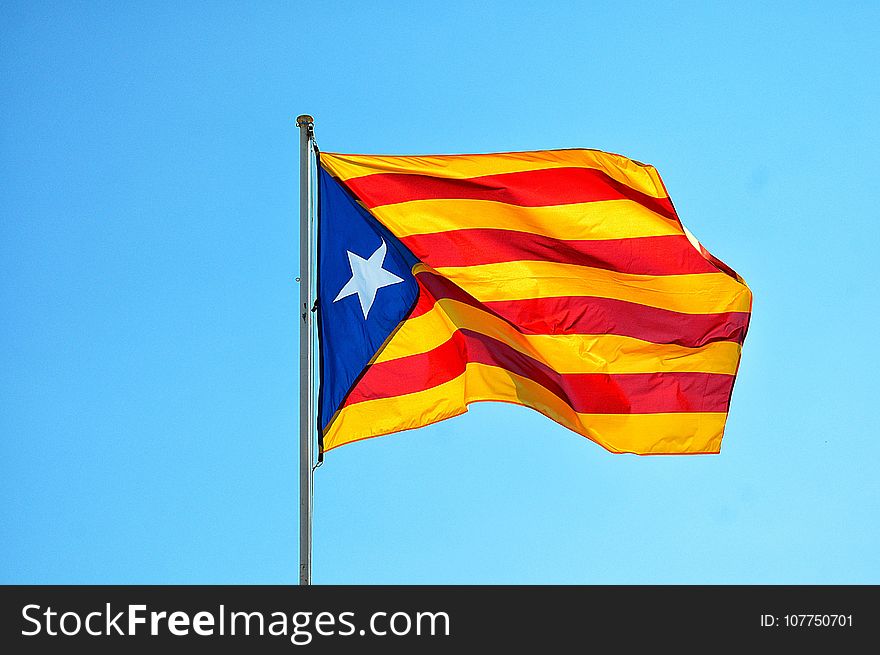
[316,149,751,456]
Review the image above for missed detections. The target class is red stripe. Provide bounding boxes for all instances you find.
[343,167,677,219]
[699,242,743,281]
[410,271,750,348]
[346,328,734,413]
[401,231,717,275]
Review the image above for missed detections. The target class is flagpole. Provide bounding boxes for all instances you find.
[296,114,315,585]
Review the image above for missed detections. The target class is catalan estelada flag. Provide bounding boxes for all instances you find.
[316,149,751,456]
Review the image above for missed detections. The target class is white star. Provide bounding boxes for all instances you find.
[333,240,404,319]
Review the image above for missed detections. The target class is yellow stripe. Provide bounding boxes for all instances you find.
[376,297,741,374]
[370,198,681,239]
[427,261,752,315]
[320,149,668,199]
[323,362,727,455]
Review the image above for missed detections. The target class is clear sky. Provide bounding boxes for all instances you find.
[2,1,878,584]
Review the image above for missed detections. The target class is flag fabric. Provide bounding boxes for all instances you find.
[316,149,751,456]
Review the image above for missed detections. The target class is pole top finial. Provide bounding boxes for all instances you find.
[296,114,314,128]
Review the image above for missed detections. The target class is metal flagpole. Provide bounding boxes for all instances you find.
[296,114,315,585]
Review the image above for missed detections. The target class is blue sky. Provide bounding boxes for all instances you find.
[2,1,878,583]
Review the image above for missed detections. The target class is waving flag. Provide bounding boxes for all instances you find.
[316,149,751,456]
